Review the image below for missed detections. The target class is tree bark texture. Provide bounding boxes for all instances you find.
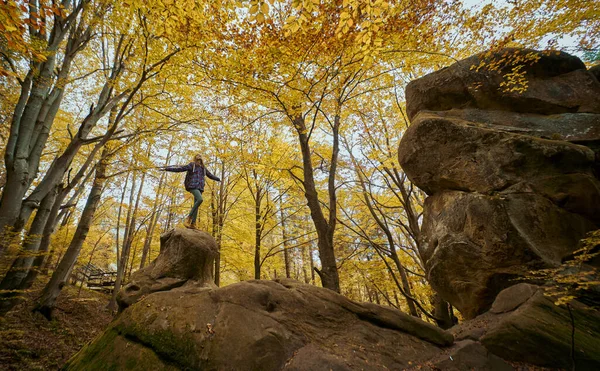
[0,186,58,315]
[34,149,109,319]
[293,115,340,292]
[0,3,115,250]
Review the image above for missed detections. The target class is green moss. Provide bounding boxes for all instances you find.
[63,326,119,371]
[117,320,202,369]
[63,325,178,371]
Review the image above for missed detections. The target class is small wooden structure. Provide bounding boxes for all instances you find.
[74,263,117,292]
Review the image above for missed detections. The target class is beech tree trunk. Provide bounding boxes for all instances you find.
[108,163,146,312]
[0,10,122,250]
[212,162,227,287]
[0,186,58,315]
[34,149,109,319]
[280,198,291,278]
[292,114,340,292]
[140,142,172,268]
[254,187,262,279]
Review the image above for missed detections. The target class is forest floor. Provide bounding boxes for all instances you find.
[0,278,113,370]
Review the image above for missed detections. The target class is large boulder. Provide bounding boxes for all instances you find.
[117,228,217,311]
[405,48,600,121]
[398,48,600,318]
[398,112,599,204]
[453,284,600,370]
[420,190,596,318]
[431,109,600,143]
[66,279,455,370]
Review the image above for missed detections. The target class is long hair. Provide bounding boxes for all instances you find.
[193,154,204,168]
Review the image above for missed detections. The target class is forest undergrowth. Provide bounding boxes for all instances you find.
[0,277,111,371]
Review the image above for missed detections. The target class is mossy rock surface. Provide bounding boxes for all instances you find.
[64,326,178,371]
[65,279,456,370]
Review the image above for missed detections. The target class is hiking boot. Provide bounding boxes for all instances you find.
[183,216,193,229]
[190,220,197,230]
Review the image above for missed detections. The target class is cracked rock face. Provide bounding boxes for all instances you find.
[117,228,218,312]
[452,284,600,369]
[66,279,458,370]
[398,48,600,318]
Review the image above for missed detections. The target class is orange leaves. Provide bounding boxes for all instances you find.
[0,0,53,75]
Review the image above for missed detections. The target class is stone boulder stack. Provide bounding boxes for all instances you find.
[67,278,465,370]
[71,228,519,370]
[117,228,218,312]
[398,48,600,318]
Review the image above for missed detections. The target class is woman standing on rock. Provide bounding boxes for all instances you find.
[161,154,221,229]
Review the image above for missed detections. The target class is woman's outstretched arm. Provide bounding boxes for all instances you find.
[205,169,221,182]
[162,163,192,172]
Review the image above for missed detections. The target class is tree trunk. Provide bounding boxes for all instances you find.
[254,187,262,280]
[41,166,96,275]
[114,173,130,266]
[108,164,145,312]
[390,251,419,317]
[140,145,171,268]
[280,198,291,278]
[344,135,421,317]
[293,115,340,292]
[127,242,138,279]
[141,139,174,267]
[212,162,227,286]
[0,186,58,315]
[34,149,109,319]
[0,7,114,250]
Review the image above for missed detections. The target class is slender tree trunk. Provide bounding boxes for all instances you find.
[39,187,66,276]
[42,166,96,275]
[254,187,262,280]
[390,251,419,317]
[114,173,130,266]
[293,115,339,292]
[164,190,176,232]
[309,244,315,285]
[108,165,144,312]
[212,162,226,286]
[344,135,420,317]
[140,142,172,268]
[280,198,291,278]
[127,243,138,279]
[34,150,109,319]
[123,162,146,278]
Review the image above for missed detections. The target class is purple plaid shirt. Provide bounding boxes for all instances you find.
[164,162,220,191]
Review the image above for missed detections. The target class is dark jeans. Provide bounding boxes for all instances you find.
[188,189,203,223]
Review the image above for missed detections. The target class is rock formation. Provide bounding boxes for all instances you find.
[117,228,218,311]
[64,49,600,370]
[453,284,600,369]
[398,48,600,318]
[66,228,483,370]
[67,278,464,370]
